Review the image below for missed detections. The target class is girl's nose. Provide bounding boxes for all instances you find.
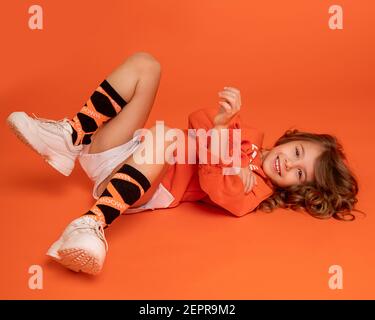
[285,159,293,171]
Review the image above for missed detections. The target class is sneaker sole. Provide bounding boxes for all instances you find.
[57,247,102,275]
[46,238,64,260]
[7,112,73,176]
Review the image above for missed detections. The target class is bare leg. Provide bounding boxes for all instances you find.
[88,52,161,154]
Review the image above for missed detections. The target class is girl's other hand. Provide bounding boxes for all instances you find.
[214,86,242,128]
[238,166,258,194]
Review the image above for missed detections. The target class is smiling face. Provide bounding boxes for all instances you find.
[261,140,324,188]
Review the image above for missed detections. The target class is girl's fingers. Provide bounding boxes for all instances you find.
[241,172,247,190]
[219,93,236,106]
[251,174,255,190]
[246,172,258,193]
[222,90,237,98]
[222,88,240,104]
[219,97,235,112]
[223,88,239,99]
[224,86,240,94]
[240,168,259,194]
[219,91,236,99]
[239,169,248,193]
[249,174,254,192]
[252,174,256,189]
[245,172,251,194]
[219,101,232,113]
[219,90,240,110]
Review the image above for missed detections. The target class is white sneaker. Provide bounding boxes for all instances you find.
[6,111,83,176]
[46,215,108,275]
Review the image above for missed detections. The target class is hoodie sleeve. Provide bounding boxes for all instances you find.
[188,107,254,168]
[188,107,273,217]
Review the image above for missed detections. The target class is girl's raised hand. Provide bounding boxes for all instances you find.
[214,86,242,128]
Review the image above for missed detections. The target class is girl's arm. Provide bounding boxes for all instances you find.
[198,166,273,216]
[188,89,273,216]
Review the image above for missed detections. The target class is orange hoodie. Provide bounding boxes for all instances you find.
[160,107,274,217]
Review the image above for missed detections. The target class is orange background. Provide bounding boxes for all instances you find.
[1,0,374,299]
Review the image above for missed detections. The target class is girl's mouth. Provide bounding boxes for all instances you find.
[274,156,281,176]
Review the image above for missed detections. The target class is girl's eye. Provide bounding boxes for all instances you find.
[295,147,303,180]
[298,169,303,180]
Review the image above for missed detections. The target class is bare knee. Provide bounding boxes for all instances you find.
[129,52,161,75]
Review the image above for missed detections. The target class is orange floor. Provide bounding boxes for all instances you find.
[1,0,374,299]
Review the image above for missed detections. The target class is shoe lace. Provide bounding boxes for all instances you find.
[73,220,109,252]
[31,113,72,135]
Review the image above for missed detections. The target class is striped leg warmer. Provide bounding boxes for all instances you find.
[84,164,151,227]
[69,79,128,146]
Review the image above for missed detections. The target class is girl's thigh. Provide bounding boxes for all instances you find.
[88,54,161,154]
[95,124,175,208]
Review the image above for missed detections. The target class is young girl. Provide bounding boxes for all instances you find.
[7,52,360,276]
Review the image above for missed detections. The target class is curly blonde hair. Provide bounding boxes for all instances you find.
[256,129,363,221]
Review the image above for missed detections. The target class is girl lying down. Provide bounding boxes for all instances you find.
[7,52,360,275]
